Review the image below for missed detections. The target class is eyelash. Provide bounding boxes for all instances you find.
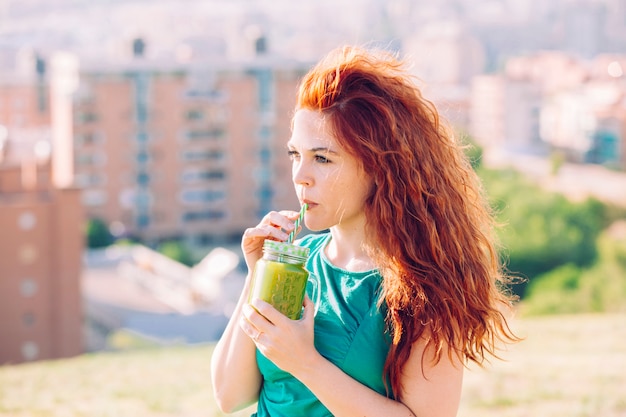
[287,150,332,164]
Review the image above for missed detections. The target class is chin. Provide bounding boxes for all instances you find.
[304,220,332,233]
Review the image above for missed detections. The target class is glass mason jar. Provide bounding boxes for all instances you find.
[248,240,311,320]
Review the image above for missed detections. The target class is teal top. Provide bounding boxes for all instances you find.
[253,232,392,417]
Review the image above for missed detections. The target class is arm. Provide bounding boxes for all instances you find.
[210,210,299,413]
[244,298,464,417]
[210,275,261,413]
[396,334,464,417]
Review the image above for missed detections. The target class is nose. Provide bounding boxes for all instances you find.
[292,159,312,187]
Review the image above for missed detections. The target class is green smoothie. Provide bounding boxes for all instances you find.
[249,258,309,320]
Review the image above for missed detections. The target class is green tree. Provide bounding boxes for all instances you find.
[522,225,626,315]
[479,168,609,297]
[459,130,483,169]
[86,218,115,248]
[157,240,195,266]
[521,263,584,315]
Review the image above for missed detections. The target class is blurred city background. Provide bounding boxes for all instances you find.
[1,0,626,414]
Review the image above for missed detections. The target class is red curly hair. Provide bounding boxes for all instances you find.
[296,45,519,397]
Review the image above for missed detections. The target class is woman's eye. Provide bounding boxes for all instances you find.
[288,150,331,164]
[315,154,331,164]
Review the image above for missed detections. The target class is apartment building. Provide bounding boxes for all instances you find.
[470,51,626,168]
[74,56,305,243]
[0,168,83,364]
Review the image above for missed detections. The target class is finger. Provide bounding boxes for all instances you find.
[300,294,316,321]
[239,320,263,344]
[238,310,259,340]
[262,211,297,232]
[249,298,287,325]
[278,210,302,220]
[243,224,289,243]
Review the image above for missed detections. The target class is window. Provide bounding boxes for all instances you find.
[181,149,225,162]
[76,112,98,123]
[136,132,149,142]
[185,128,225,141]
[180,189,225,204]
[75,132,103,146]
[259,147,271,164]
[181,169,225,182]
[186,109,204,120]
[207,106,229,123]
[75,173,107,187]
[20,279,38,297]
[182,210,225,222]
[22,312,36,327]
[136,214,150,228]
[21,342,39,361]
[136,172,150,185]
[18,211,36,231]
[19,245,38,265]
[82,190,107,207]
[136,150,150,164]
[249,68,273,110]
[76,152,106,167]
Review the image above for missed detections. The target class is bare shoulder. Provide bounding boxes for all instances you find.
[398,334,464,417]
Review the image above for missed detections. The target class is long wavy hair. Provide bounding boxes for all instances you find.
[296,45,519,397]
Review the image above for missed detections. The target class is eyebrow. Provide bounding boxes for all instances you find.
[310,147,339,154]
[287,143,339,155]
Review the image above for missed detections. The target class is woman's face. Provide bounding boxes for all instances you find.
[288,109,372,232]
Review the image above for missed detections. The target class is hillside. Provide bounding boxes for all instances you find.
[0,314,625,417]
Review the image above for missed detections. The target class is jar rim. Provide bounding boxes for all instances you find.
[263,239,310,259]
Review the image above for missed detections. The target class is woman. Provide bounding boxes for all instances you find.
[211,45,518,417]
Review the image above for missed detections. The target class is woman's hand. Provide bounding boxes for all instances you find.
[240,295,319,376]
[241,210,300,271]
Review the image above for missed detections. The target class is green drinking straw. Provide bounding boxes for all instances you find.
[287,203,308,244]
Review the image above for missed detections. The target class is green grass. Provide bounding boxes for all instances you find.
[1,314,625,417]
[0,346,254,417]
[459,313,626,417]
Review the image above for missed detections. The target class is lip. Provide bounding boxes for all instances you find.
[302,199,318,209]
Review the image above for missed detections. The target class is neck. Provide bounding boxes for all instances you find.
[326,222,375,272]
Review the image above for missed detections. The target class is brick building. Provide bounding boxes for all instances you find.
[0,55,84,363]
[73,55,305,243]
